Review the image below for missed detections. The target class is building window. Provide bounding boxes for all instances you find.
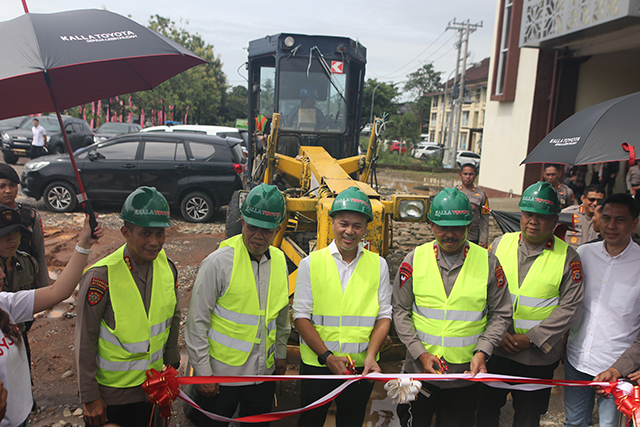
[429,131,435,142]
[491,0,522,101]
[462,111,469,127]
[432,96,438,108]
[431,112,438,123]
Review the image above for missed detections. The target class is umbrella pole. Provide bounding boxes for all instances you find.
[44,73,98,235]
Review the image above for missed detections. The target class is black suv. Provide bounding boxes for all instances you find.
[1,115,94,164]
[21,132,246,223]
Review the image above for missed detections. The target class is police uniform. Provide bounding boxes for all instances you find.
[75,245,180,427]
[561,204,599,249]
[457,185,490,245]
[556,183,575,209]
[476,233,584,427]
[293,241,391,427]
[392,241,512,427]
[186,234,290,427]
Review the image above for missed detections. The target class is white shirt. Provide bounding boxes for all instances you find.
[566,239,640,376]
[0,290,35,427]
[31,124,47,147]
[292,241,392,321]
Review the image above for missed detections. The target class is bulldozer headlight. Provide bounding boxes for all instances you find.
[392,195,429,222]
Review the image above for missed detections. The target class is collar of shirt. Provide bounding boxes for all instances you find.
[249,249,271,263]
[329,240,363,266]
[518,233,555,257]
[433,241,469,271]
[599,237,635,259]
[123,245,152,283]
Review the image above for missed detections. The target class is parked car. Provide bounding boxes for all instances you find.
[142,124,248,156]
[0,116,31,132]
[21,132,246,223]
[93,122,142,143]
[413,142,443,160]
[1,115,94,164]
[389,141,407,154]
[456,150,481,168]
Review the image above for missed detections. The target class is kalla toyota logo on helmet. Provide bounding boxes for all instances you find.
[434,209,470,216]
[60,31,138,43]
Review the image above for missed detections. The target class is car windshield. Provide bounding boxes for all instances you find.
[277,57,347,134]
[97,123,130,133]
[22,118,61,133]
[0,117,25,128]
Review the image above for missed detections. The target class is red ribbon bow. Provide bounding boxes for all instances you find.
[602,382,640,425]
[141,366,180,419]
[622,142,636,166]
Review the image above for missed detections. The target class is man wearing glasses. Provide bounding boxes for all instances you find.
[561,184,605,249]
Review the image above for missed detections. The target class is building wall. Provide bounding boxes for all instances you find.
[478,48,540,195]
[575,57,640,111]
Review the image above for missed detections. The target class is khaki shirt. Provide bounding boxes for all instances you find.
[457,185,490,244]
[75,245,180,405]
[1,251,38,293]
[185,245,291,386]
[626,165,640,190]
[15,205,49,288]
[392,242,512,388]
[561,204,599,249]
[490,234,584,365]
[556,183,575,210]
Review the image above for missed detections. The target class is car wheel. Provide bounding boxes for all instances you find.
[44,181,77,212]
[53,145,64,155]
[456,162,462,168]
[181,191,214,223]
[225,190,242,238]
[3,154,17,165]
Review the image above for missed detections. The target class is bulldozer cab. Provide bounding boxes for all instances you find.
[247,34,366,165]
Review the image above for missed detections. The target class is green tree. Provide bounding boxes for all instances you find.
[131,15,227,125]
[362,79,400,128]
[218,85,248,126]
[404,63,442,133]
[384,112,420,159]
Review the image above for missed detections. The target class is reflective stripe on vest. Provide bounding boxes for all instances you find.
[208,235,289,368]
[90,245,176,388]
[412,241,489,364]
[299,246,381,367]
[494,233,567,334]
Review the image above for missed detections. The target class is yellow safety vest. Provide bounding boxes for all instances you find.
[300,247,381,367]
[412,242,489,364]
[91,245,176,388]
[494,232,567,334]
[208,235,288,368]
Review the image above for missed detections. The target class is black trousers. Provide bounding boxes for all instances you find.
[98,401,154,427]
[197,381,276,427]
[476,355,559,427]
[397,382,480,427]
[29,145,46,159]
[297,362,375,427]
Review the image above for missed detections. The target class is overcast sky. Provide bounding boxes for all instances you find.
[2,0,498,90]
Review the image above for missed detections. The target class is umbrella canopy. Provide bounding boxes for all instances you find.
[521,91,640,166]
[0,9,206,120]
[490,210,575,237]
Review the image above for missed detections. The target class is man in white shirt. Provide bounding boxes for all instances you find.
[293,186,391,427]
[30,118,47,159]
[563,193,640,427]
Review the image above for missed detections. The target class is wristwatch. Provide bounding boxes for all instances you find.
[318,350,333,365]
[473,349,490,361]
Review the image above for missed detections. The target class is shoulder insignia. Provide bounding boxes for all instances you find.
[2,211,12,221]
[463,244,470,259]
[399,262,413,289]
[87,278,108,306]
[433,244,439,259]
[545,238,554,250]
[570,260,582,282]
[495,265,506,288]
[488,243,493,251]
[124,255,133,272]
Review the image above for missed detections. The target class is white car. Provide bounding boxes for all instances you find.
[456,150,481,168]
[142,124,248,156]
[413,143,443,160]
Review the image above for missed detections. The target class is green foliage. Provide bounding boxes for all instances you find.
[378,149,424,166]
[383,113,420,147]
[362,79,400,127]
[219,85,248,127]
[404,63,442,133]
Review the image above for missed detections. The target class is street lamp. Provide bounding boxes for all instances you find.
[369,81,384,129]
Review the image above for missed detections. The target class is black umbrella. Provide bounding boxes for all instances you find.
[490,210,575,239]
[521,91,640,166]
[0,9,206,230]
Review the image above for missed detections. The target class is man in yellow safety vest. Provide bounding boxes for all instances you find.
[293,186,392,427]
[186,183,290,427]
[476,181,584,426]
[76,187,180,427]
[392,187,512,427]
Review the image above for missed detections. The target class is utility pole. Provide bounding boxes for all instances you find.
[444,25,463,165]
[446,18,483,168]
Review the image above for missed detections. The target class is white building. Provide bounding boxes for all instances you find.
[480,0,640,196]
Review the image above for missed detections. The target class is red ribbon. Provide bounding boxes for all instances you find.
[622,142,636,166]
[141,367,180,419]
[606,383,640,425]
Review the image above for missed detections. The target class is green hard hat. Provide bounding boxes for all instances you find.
[519,181,560,215]
[120,186,171,228]
[241,184,286,229]
[427,187,474,226]
[329,186,373,222]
